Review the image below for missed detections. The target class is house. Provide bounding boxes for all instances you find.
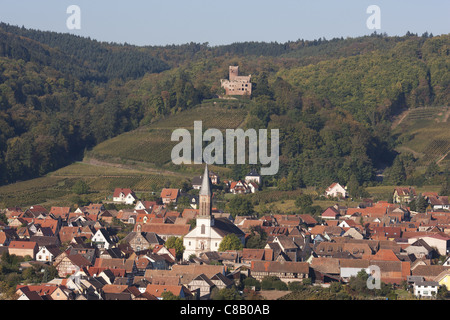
[145,284,193,300]
[342,255,409,285]
[116,209,137,224]
[298,214,318,227]
[138,223,191,242]
[241,248,273,265]
[55,254,92,277]
[271,236,301,261]
[229,180,252,194]
[210,272,234,290]
[8,241,38,259]
[427,196,450,211]
[342,227,364,240]
[310,257,341,280]
[16,288,43,300]
[98,210,114,224]
[250,260,310,283]
[153,245,177,264]
[325,183,348,199]
[314,242,371,259]
[321,207,340,220]
[135,254,167,275]
[101,285,157,301]
[340,259,371,283]
[36,245,60,263]
[113,188,137,205]
[134,201,157,212]
[412,265,450,281]
[91,229,116,250]
[407,234,450,256]
[413,280,439,298]
[247,181,259,193]
[371,227,402,241]
[69,242,98,264]
[75,203,105,215]
[393,187,416,204]
[192,171,219,189]
[404,239,436,259]
[245,169,261,185]
[160,188,180,204]
[49,207,71,219]
[434,270,450,290]
[122,228,164,252]
[16,284,71,300]
[187,273,216,299]
[25,205,48,219]
[0,229,18,247]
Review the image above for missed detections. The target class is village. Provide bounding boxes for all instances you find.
[0,164,450,301]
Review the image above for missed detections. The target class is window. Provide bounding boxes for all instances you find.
[201,224,205,234]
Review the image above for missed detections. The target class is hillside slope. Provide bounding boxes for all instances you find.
[0,22,448,191]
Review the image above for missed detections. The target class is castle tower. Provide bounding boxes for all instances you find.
[229,66,239,81]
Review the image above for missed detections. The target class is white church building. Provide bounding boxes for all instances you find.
[183,165,245,260]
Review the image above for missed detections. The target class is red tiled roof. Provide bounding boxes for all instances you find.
[9,241,37,249]
[113,188,134,198]
[160,188,179,201]
[322,207,340,217]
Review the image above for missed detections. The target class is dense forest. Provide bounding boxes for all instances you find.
[0,22,448,190]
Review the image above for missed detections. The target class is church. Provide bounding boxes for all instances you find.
[182,164,246,261]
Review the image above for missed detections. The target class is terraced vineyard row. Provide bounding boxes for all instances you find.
[0,176,72,208]
[420,139,450,165]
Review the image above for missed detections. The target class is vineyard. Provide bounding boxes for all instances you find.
[0,161,187,208]
[87,104,249,167]
[0,176,72,208]
[393,106,450,167]
[422,139,450,166]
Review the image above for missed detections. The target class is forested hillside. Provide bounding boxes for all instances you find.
[0,22,448,191]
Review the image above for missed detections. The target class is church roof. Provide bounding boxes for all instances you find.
[212,218,245,238]
[246,169,260,177]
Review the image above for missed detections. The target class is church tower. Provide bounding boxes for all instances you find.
[182,164,245,260]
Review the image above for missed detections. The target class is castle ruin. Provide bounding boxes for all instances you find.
[220,66,252,96]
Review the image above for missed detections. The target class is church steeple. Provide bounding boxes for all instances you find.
[198,164,212,217]
[199,164,211,196]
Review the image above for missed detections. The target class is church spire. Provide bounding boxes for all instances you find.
[199,164,211,197]
[198,164,212,217]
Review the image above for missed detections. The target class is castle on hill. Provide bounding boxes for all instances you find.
[220,66,252,96]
